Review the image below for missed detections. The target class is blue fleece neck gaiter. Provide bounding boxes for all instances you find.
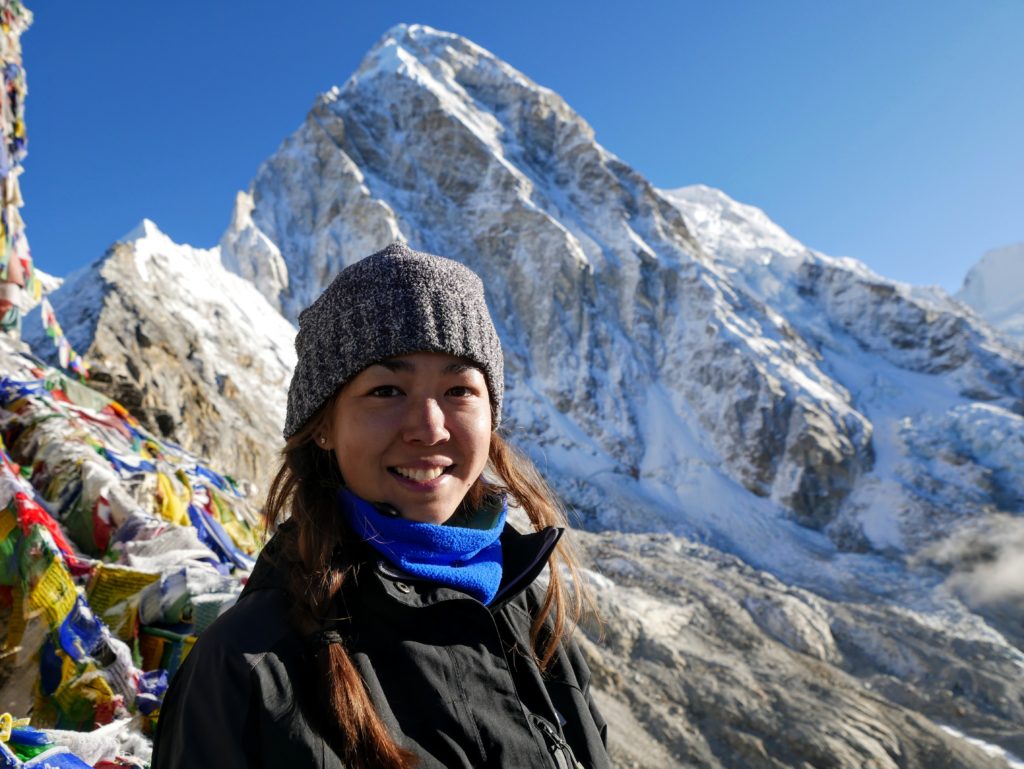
[339,488,507,605]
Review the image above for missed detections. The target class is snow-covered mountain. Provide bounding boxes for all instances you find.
[37,23,1024,768]
[25,220,297,490]
[957,242,1024,342]
[220,23,1023,564]
[225,25,878,542]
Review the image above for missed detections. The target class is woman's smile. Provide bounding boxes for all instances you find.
[390,463,452,483]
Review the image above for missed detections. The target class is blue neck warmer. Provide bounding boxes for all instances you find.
[339,488,507,605]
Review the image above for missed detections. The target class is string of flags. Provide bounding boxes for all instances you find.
[0,0,39,337]
[0,3,254,764]
[0,346,264,766]
[38,298,89,379]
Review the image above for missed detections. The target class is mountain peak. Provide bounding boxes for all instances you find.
[119,217,166,244]
[379,22,454,45]
[348,21,541,101]
[373,22,480,56]
[957,242,1024,314]
[353,23,475,87]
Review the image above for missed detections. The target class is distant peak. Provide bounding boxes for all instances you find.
[120,218,165,244]
[379,21,411,42]
[957,242,1024,317]
[358,23,482,80]
[378,22,452,46]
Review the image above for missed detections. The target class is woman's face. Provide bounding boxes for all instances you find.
[323,352,493,525]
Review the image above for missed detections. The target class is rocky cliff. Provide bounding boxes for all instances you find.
[25,220,297,492]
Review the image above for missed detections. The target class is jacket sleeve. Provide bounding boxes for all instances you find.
[150,634,262,769]
[585,674,609,748]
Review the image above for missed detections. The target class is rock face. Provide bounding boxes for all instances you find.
[25,220,297,492]
[573,529,1024,768]
[37,23,1024,769]
[661,186,1024,555]
[956,242,1024,343]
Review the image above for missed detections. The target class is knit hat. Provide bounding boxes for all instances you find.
[284,242,504,439]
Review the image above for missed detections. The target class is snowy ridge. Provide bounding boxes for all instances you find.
[118,218,295,380]
[662,185,1024,554]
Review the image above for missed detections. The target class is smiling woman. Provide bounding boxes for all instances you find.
[150,243,611,769]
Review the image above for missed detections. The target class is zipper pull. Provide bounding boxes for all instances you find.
[533,716,585,768]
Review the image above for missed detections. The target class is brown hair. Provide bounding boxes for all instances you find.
[263,398,587,768]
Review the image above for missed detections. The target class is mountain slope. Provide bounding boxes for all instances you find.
[221,24,1023,567]
[25,219,297,491]
[661,186,1024,553]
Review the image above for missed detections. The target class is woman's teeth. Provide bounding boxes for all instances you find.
[393,466,445,482]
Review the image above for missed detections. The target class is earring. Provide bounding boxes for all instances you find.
[318,435,327,446]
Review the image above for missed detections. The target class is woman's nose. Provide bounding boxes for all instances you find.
[402,398,450,445]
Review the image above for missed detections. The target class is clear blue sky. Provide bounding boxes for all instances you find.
[20,1,1024,293]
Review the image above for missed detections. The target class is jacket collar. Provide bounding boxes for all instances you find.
[242,520,563,611]
[366,523,563,612]
[492,524,563,606]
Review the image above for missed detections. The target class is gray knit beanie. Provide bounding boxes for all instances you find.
[284,242,504,439]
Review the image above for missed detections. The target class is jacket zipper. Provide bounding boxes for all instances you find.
[532,714,585,769]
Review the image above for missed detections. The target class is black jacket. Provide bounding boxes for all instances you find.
[152,524,610,768]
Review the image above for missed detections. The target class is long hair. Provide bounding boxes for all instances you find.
[262,397,587,768]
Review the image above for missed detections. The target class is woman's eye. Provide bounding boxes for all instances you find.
[369,385,402,397]
[447,386,476,398]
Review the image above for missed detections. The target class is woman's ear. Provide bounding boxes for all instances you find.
[313,392,342,451]
[315,415,335,451]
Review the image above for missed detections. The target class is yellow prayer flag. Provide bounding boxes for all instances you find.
[28,558,77,629]
[155,472,189,527]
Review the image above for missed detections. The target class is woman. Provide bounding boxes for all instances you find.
[152,243,610,768]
